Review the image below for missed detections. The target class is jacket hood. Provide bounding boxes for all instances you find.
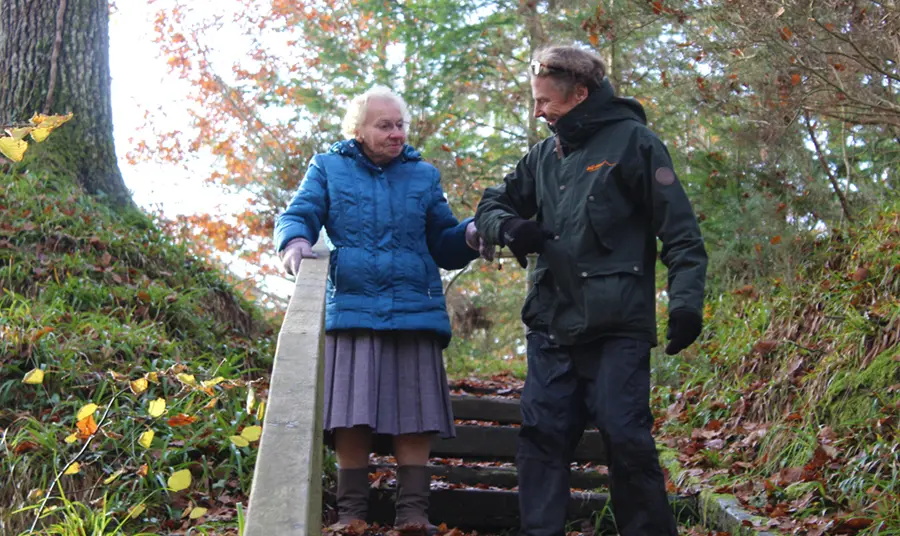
[329,139,422,171]
[550,78,647,152]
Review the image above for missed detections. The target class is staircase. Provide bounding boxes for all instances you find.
[323,382,697,534]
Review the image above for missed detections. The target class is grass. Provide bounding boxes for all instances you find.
[649,202,900,534]
[0,171,277,535]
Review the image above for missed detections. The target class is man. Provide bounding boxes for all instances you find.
[474,45,707,536]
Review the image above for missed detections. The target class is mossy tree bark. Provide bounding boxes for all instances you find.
[0,0,131,207]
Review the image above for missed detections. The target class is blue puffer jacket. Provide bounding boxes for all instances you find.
[274,140,478,347]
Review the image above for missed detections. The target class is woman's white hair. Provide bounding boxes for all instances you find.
[340,85,411,139]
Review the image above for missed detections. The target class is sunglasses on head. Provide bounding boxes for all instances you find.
[529,59,575,77]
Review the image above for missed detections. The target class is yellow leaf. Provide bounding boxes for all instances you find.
[64,433,78,444]
[0,136,28,162]
[167,469,191,491]
[127,503,146,519]
[103,468,125,484]
[6,127,33,140]
[30,127,51,143]
[189,506,208,519]
[136,463,149,477]
[138,429,154,449]
[148,398,166,418]
[229,435,249,447]
[130,377,148,395]
[201,376,224,388]
[240,425,262,442]
[76,403,98,421]
[256,401,266,421]
[246,387,256,413]
[202,397,218,410]
[22,368,44,384]
[176,373,196,386]
[146,372,159,383]
[27,488,44,501]
[64,462,80,475]
[30,112,49,125]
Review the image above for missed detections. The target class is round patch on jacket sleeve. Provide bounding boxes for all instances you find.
[654,167,676,186]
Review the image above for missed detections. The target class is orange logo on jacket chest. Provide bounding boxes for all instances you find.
[586,161,616,172]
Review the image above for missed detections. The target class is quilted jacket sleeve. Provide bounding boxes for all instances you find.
[273,154,329,252]
[425,169,478,270]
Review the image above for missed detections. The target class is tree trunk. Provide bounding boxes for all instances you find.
[0,0,131,207]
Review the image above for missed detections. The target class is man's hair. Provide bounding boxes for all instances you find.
[341,85,411,139]
[531,45,607,97]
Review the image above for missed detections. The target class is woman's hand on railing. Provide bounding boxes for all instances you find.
[280,238,318,276]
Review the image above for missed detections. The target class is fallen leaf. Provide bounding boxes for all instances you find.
[138,430,154,449]
[136,464,149,477]
[256,401,266,420]
[189,506,208,519]
[64,462,81,475]
[76,414,98,439]
[168,469,192,491]
[146,372,159,383]
[22,368,44,384]
[167,413,198,427]
[64,433,78,444]
[76,403,98,421]
[148,398,166,418]
[240,425,262,442]
[176,373,197,386]
[230,435,250,447]
[130,377,148,395]
[127,503,146,519]
[103,468,125,484]
[201,376,224,388]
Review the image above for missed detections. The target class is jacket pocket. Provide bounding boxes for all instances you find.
[584,181,634,253]
[579,261,646,333]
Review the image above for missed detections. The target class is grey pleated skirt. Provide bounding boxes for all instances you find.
[322,329,456,442]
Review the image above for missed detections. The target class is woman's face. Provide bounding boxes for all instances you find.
[357,98,406,166]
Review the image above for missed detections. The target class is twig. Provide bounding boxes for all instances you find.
[30,390,124,532]
[43,0,68,115]
[804,112,854,223]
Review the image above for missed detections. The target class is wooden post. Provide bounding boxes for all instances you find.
[244,235,330,536]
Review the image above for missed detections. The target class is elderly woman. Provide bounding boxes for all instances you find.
[273,85,487,531]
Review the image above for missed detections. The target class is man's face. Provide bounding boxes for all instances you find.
[531,76,587,127]
[357,97,406,165]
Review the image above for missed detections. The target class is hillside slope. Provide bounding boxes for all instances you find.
[655,205,900,534]
[1,172,276,535]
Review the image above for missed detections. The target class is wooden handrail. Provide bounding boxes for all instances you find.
[244,238,330,536]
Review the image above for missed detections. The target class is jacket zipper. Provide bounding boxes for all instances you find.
[330,249,339,297]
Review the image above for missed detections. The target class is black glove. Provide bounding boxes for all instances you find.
[665,309,702,355]
[500,218,551,268]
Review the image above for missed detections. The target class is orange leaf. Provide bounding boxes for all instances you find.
[31,327,55,343]
[770,235,782,245]
[455,156,463,168]
[651,1,663,14]
[440,144,452,152]
[790,73,800,86]
[589,32,599,46]
[137,290,151,302]
[167,413,198,427]
[779,26,792,40]
[76,414,99,439]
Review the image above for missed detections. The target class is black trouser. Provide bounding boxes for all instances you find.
[517,332,678,536]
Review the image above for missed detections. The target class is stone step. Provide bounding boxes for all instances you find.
[371,424,607,463]
[323,487,698,532]
[369,462,609,491]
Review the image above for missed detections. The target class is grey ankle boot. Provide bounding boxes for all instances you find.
[394,465,436,533]
[336,467,370,525]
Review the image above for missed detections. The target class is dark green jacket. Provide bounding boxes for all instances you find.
[475,79,707,346]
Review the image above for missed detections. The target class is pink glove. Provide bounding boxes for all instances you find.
[465,221,496,262]
[280,238,318,276]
